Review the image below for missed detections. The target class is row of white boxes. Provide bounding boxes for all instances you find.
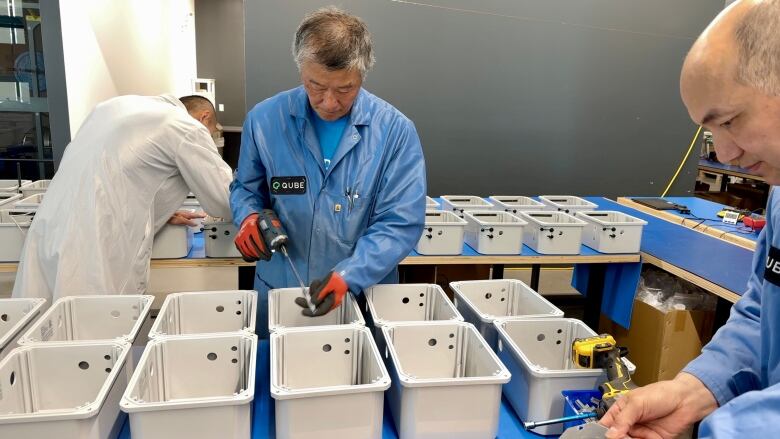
[0,291,260,439]
[418,195,647,256]
[266,279,634,438]
[0,295,154,438]
[0,181,198,262]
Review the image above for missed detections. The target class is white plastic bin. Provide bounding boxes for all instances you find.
[151,224,193,259]
[0,179,30,192]
[18,295,154,345]
[425,196,439,209]
[463,210,527,255]
[381,321,510,439]
[538,195,598,214]
[488,196,545,213]
[0,210,32,262]
[271,325,390,439]
[450,279,563,348]
[494,318,635,435]
[363,283,462,330]
[0,340,131,439]
[576,211,647,254]
[268,287,365,332]
[440,195,494,217]
[19,179,50,197]
[0,193,21,208]
[0,298,46,363]
[519,211,586,255]
[149,290,257,338]
[121,333,257,439]
[416,210,467,255]
[13,193,44,211]
[203,216,241,258]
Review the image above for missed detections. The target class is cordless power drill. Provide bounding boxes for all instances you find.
[522,333,636,433]
[256,209,316,312]
[572,334,636,416]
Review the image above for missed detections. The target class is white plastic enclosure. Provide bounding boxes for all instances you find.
[381,321,510,439]
[425,196,439,209]
[0,298,46,363]
[19,179,50,197]
[440,195,494,217]
[149,290,257,338]
[268,287,365,332]
[463,210,527,255]
[271,326,390,439]
[18,295,154,345]
[121,333,257,439]
[151,224,193,259]
[415,210,467,255]
[538,195,598,213]
[0,179,30,192]
[519,211,587,255]
[202,216,241,258]
[576,211,647,254]
[449,279,563,348]
[488,196,545,213]
[363,283,462,329]
[0,341,131,439]
[0,210,32,262]
[495,318,635,435]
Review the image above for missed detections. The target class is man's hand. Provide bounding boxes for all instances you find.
[234,213,272,262]
[295,271,348,317]
[168,210,206,227]
[601,372,718,439]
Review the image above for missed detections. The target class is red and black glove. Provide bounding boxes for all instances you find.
[234,213,272,262]
[295,271,348,317]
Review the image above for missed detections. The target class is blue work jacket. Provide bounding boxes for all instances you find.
[685,188,780,436]
[230,86,426,331]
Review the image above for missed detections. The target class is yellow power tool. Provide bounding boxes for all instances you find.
[572,334,636,416]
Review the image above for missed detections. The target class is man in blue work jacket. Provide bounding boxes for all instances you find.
[602,1,780,437]
[230,7,426,334]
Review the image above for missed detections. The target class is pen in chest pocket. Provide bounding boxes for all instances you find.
[344,186,359,213]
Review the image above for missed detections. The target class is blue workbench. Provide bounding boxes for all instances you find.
[588,197,753,298]
[627,196,761,242]
[118,340,554,439]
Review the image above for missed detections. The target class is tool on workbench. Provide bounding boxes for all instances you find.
[523,412,597,431]
[257,209,316,313]
[572,334,636,416]
[743,214,766,232]
[524,333,635,436]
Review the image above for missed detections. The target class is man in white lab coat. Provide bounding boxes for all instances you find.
[12,94,233,302]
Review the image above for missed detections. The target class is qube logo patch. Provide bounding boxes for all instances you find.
[765,245,780,287]
[270,176,307,195]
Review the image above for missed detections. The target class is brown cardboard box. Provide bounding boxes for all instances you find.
[600,299,715,386]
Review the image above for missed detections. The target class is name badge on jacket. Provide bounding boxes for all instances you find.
[765,245,780,286]
[270,176,307,195]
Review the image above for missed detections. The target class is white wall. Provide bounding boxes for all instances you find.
[59,0,197,137]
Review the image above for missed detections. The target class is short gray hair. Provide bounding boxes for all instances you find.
[292,6,375,77]
[735,0,780,95]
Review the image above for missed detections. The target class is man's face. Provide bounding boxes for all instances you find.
[681,63,780,184]
[301,61,362,121]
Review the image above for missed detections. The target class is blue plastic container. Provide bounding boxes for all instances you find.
[561,389,601,430]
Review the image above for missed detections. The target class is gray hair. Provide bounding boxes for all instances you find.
[292,6,375,77]
[735,0,780,95]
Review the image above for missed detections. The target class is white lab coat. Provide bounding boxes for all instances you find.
[12,95,233,302]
